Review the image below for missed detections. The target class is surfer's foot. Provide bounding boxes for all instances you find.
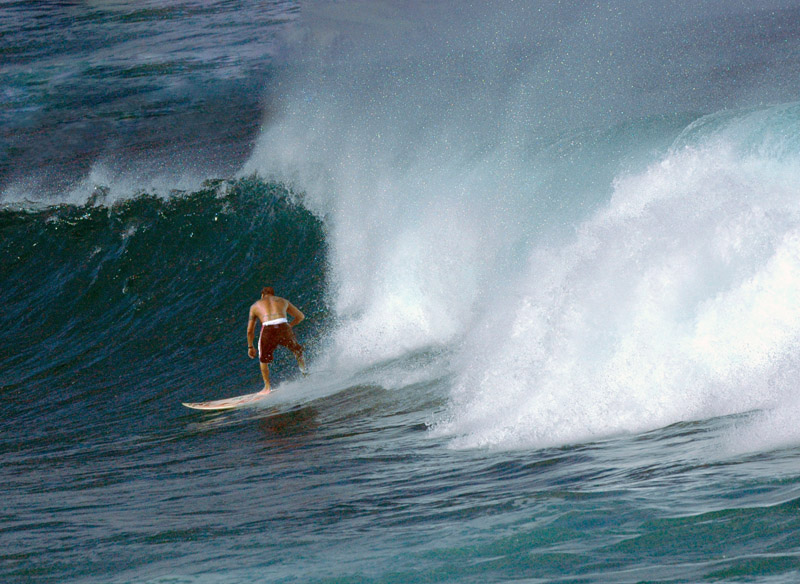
[260,387,271,395]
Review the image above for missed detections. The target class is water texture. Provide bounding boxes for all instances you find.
[4,1,800,582]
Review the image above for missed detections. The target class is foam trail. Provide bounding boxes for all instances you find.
[437,105,800,449]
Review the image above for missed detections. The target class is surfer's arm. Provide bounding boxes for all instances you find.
[287,303,305,327]
[247,307,258,353]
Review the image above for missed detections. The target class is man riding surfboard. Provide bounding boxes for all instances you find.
[247,287,306,393]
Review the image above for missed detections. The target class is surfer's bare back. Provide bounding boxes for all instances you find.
[247,287,306,393]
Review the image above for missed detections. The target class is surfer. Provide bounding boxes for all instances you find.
[247,287,307,393]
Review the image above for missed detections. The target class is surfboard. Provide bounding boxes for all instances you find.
[182,390,273,411]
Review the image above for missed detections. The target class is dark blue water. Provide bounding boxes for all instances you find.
[5,2,800,582]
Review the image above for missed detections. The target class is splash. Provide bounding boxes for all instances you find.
[438,105,800,449]
[241,1,800,448]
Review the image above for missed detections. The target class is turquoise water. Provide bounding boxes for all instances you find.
[5,2,800,582]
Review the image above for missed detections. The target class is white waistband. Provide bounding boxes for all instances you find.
[263,317,288,326]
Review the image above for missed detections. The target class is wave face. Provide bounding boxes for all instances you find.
[1,179,327,441]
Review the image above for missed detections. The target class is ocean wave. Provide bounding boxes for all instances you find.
[438,102,800,450]
[0,177,328,426]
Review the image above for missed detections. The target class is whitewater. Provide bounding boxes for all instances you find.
[4,1,800,582]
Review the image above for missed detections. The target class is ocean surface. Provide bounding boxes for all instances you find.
[5,1,800,582]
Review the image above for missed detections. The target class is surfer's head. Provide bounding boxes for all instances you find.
[262,286,275,297]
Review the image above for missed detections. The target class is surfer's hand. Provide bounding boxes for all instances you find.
[248,347,256,359]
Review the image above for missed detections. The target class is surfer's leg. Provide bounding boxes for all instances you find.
[295,351,307,376]
[282,325,306,375]
[286,343,306,375]
[259,362,271,393]
[258,324,278,392]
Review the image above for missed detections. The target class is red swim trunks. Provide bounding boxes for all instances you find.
[258,322,303,364]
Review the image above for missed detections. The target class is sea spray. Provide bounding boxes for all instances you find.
[243,1,800,378]
[437,104,800,449]
[239,1,800,451]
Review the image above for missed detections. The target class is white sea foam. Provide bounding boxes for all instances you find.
[241,0,800,452]
[438,108,800,449]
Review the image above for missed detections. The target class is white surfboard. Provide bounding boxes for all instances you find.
[182,390,274,411]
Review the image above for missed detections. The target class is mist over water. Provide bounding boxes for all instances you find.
[244,1,800,449]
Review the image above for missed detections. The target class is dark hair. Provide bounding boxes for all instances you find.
[262,286,275,297]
